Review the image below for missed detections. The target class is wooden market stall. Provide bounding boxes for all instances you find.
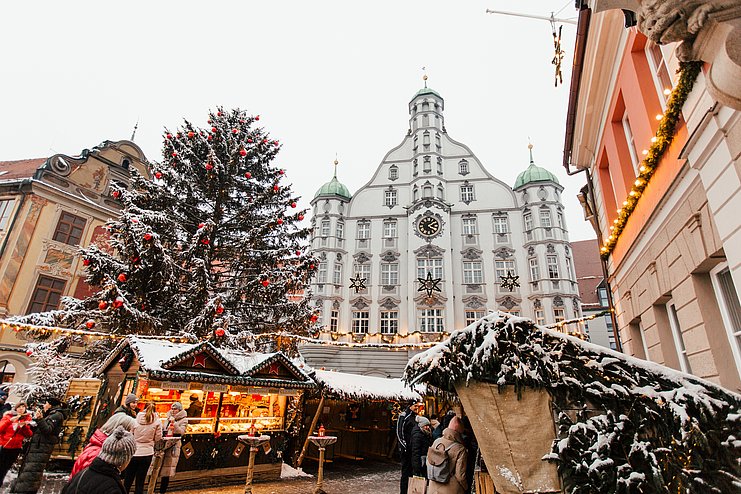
[96,337,315,489]
[298,369,422,465]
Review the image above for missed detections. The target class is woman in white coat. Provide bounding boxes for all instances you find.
[157,402,187,494]
[125,402,162,494]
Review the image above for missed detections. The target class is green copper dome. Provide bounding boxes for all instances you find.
[411,87,443,101]
[314,175,352,200]
[514,147,560,189]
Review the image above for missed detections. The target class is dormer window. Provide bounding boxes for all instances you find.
[121,158,131,170]
[459,160,469,175]
[389,165,399,181]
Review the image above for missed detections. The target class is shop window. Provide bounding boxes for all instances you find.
[418,308,444,333]
[352,311,369,334]
[53,211,86,246]
[710,264,741,377]
[0,199,15,231]
[463,261,483,284]
[380,310,399,334]
[27,275,66,314]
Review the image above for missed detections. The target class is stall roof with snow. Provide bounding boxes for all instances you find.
[404,312,741,494]
[310,368,423,402]
[101,337,316,389]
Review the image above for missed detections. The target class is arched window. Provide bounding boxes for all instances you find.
[459,160,469,175]
[389,165,398,181]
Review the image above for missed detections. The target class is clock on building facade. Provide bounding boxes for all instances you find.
[418,216,440,236]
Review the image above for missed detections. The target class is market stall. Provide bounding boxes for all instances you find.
[96,337,315,489]
[297,369,423,465]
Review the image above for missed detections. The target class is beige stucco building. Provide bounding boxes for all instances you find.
[565,1,741,391]
[0,140,148,389]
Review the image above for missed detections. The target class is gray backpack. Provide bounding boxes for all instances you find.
[426,440,456,483]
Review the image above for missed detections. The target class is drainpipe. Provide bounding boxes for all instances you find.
[0,178,33,260]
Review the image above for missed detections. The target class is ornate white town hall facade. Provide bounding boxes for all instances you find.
[301,86,580,377]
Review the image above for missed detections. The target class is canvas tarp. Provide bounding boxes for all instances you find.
[455,382,560,494]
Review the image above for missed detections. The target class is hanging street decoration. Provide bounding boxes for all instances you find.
[499,271,520,291]
[551,22,565,87]
[349,273,367,293]
[417,272,442,298]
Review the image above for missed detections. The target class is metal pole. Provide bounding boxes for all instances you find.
[296,393,324,467]
[485,9,578,25]
[314,447,326,494]
[244,447,258,494]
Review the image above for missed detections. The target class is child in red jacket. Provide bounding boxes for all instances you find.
[0,402,34,488]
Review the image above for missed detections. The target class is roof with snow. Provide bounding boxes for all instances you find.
[101,337,316,389]
[311,369,423,402]
[0,158,46,181]
[404,312,741,492]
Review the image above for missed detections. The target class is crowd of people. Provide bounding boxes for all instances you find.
[396,402,478,494]
[0,391,187,494]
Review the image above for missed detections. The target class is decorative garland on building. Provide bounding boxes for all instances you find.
[601,61,703,259]
[0,320,193,343]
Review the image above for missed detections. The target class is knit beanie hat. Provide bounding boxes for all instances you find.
[124,393,138,406]
[98,426,136,468]
[46,397,62,408]
[416,416,431,427]
[171,402,183,411]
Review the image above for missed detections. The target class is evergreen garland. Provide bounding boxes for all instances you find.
[67,426,84,459]
[403,313,741,493]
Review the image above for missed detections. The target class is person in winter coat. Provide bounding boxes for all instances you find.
[396,402,422,494]
[432,410,456,441]
[113,394,139,419]
[410,416,433,478]
[157,402,187,494]
[0,402,34,487]
[62,426,137,494]
[125,403,162,494]
[0,389,11,414]
[427,416,468,494]
[10,397,68,494]
[70,413,137,479]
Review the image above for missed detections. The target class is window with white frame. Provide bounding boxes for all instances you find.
[417,258,443,280]
[389,165,399,180]
[335,221,344,239]
[524,212,534,241]
[529,258,540,281]
[554,308,565,323]
[380,310,399,334]
[381,263,399,285]
[317,262,328,283]
[493,216,508,235]
[540,209,552,228]
[546,255,559,279]
[558,211,566,230]
[423,131,430,147]
[437,157,443,174]
[460,184,474,203]
[423,156,432,173]
[352,311,369,334]
[435,134,441,150]
[535,309,545,325]
[383,219,397,238]
[436,185,444,199]
[418,308,444,332]
[329,310,339,332]
[565,257,574,281]
[353,262,370,282]
[622,111,641,175]
[332,263,342,285]
[384,190,397,207]
[710,264,741,377]
[357,221,370,239]
[320,219,331,237]
[667,300,692,373]
[495,260,516,282]
[646,41,674,106]
[465,310,485,326]
[462,217,477,235]
[459,160,469,175]
[0,199,15,231]
[463,261,483,284]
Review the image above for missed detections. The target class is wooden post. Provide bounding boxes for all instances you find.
[146,452,164,494]
[244,446,259,494]
[314,447,326,494]
[296,393,324,467]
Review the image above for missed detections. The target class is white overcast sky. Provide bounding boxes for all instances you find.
[0,0,596,241]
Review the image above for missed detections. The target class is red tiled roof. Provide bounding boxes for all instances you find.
[0,158,46,181]
[572,239,604,306]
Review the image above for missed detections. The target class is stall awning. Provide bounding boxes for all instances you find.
[311,369,423,402]
[101,337,316,390]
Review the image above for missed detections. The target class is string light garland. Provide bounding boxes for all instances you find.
[600,61,703,258]
[253,330,448,349]
[544,309,612,330]
[0,320,194,343]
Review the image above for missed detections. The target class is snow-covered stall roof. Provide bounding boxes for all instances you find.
[311,369,422,402]
[101,337,315,389]
[404,312,741,493]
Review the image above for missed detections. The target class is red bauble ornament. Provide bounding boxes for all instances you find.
[187,131,195,138]
[247,138,253,144]
[212,126,217,133]
[231,128,238,134]
[309,264,316,270]
[205,163,213,171]
[143,233,152,241]
[273,185,279,192]
[207,134,213,141]
[171,151,177,157]
[262,139,268,144]
[215,305,224,315]
[131,256,140,263]
[176,133,181,139]
[295,250,301,256]
[244,172,252,179]
[310,314,318,323]
[291,202,297,208]
[112,191,121,199]
[82,259,91,266]
[276,218,284,225]
[166,133,173,139]
[278,169,284,175]
[85,320,95,329]
[215,328,225,337]
[239,149,247,157]
[255,115,260,121]
[217,111,223,116]
[198,222,205,229]
[113,297,124,309]
[155,171,163,179]
[117,273,127,282]
[201,238,210,245]
[98,300,108,310]
[261,280,270,287]
[298,214,305,221]
[25,350,33,357]
[274,141,280,147]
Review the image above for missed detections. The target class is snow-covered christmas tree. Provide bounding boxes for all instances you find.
[11,340,87,403]
[59,108,317,344]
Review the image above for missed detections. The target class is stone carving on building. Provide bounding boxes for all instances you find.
[461,247,483,260]
[547,244,556,254]
[353,252,372,264]
[494,247,516,260]
[497,296,520,310]
[534,298,542,309]
[380,297,400,310]
[463,296,487,309]
[527,246,535,256]
[351,298,370,310]
[332,300,341,310]
[414,243,445,259]
[553,296,564,307]
[380,250,401,262]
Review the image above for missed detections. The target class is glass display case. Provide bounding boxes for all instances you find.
[185,417,215,434]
